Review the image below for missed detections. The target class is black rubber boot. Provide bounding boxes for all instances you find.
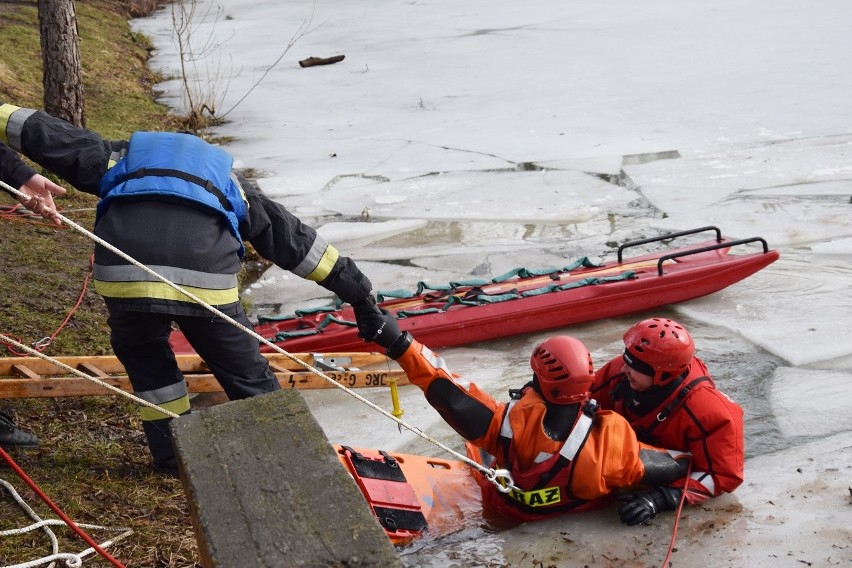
[143,417,179,477]
[0,412,40,449]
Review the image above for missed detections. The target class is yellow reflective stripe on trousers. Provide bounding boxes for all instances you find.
[94,280,239,304]
[140,395,191,421]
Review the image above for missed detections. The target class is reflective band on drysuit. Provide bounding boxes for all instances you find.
[97,131,249,256]
[690,469,716,496]
[496,398,597,511]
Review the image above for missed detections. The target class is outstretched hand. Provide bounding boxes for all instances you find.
[351,296,388,342]
[18,173,66,225]
[350,296,410,357]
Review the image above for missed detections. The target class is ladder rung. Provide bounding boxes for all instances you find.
[10,364,41,380]
[77,362,111,378]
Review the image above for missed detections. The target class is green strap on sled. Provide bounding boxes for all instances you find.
[257,313,297,323]
[377,289,416,302]
[268,258,628,335]
[518,271,637,297]
[489,257,599,283]
[295,305,338,317]
[491,267,561,282]
[396,308,442,318]
[469,292,521,304]
[415,282,453,294]
[274,314,357,341]
[562,256,600,271]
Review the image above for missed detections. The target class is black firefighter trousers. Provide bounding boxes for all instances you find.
[107,308,280,463]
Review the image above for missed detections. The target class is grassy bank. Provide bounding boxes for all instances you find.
[1,2,200,566]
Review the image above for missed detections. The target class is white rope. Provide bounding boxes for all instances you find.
[1,180,516,490]
[0,478,59,568]
[0,478,132,568]
[0,335,179,419]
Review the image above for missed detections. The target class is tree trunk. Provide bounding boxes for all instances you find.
[38,0,86,127]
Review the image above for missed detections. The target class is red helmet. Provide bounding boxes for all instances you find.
[530,336,594,404]
[622,318,695,386]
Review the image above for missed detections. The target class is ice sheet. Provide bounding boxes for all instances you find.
[130,0,852,562]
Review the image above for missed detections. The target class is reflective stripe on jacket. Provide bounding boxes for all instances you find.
[492,395,598,514]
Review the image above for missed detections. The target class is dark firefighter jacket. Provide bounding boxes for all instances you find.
[0,103,372,315]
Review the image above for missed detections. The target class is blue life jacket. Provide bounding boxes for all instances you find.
[98,132,248,256]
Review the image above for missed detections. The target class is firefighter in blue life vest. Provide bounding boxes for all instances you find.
[0,102,388,475]
[1,140,68,449]
[359,308,693,522]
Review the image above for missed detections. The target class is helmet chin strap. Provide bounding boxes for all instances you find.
[530,373,542,394]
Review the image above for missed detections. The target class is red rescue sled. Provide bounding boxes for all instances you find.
[170,226,779,355]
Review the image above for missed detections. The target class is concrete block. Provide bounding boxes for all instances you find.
[171,389,401,567]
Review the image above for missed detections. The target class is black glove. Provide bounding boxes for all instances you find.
[616,486,682,526]
[351,296,386,340]
[351,297,411,358]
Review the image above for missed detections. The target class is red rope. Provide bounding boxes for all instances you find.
[0,333,27,356]
[37,253,94,351]
[0,446,126,568]
[0,203,69,228]
[659,461,693,568]
[1,254,93,356]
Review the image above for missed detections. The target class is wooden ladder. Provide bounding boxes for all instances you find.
[0,352,408,398]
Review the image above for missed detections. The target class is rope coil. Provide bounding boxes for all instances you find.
[0,478,132,568]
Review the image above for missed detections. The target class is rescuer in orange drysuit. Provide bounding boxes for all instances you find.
[360,306,693,522]
[591,317,744,526]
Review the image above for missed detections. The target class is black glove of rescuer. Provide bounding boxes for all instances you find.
[351,297,411,358]
[351,296,386,340]
[616,486,683,526]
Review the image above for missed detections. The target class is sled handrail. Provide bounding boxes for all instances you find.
[617,226,722,263]
[656,237,771,276]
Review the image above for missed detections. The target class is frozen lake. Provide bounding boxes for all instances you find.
[134,1,852,565]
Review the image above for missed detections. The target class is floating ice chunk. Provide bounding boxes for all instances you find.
[771,368,852,438]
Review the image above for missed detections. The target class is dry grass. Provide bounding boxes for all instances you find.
[1,1,203,566]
